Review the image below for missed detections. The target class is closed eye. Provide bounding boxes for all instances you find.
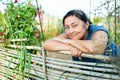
[72,24,78,28]
[65,26,69,30]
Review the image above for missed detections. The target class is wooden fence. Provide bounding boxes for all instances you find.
[0,44,120,80]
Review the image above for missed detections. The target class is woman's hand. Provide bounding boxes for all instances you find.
[53,37,82,57]
[70,47,82,58]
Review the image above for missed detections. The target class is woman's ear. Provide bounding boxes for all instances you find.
[85,21,89,29]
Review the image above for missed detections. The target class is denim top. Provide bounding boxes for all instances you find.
[87,24,114,55]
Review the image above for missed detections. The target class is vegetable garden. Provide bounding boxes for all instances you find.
[0,0,120,80]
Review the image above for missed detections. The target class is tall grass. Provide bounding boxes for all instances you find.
[43,16,64,40]
[5,42,31,80]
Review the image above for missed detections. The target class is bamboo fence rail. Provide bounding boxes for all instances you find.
[0,47,120,80]
[8,44,111,61]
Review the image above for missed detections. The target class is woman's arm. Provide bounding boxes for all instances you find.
[43,33,82,57]
[43,33,70,51]
[53,31,108,54]
[72,31,108,54]
[43,39,71,51]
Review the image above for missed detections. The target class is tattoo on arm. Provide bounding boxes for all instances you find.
[92,31,108,54]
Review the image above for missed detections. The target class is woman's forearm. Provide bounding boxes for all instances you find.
[52,38,94,54]
[53,32,107,54]
[69,40,94,54]
[43,39,82,57]
[43,39,72,51]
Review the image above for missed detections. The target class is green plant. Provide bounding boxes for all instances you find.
[1,1,41,80]
[0,11,9,47]
[5,1,41,46]
[93,17,102,25]
[5,43,31,80]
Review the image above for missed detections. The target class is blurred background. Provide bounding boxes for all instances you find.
[0,0,120,46]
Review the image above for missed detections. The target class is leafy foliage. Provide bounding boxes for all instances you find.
[5,1,41,46]
[94,0,120,44]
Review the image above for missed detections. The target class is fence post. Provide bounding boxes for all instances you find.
[41,42,47,80]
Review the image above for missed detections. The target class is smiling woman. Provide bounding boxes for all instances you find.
[43,9,120,63]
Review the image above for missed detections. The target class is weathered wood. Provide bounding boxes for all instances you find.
[7,44,111,61]
[57,51,110,61]
[8,44,41,50]
[0,48,120,80]
[10,38,28,42]
[41,42,47,80]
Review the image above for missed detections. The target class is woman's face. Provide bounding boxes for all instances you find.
[64,15,89,40]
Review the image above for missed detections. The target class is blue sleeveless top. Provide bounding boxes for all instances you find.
[72,24,119,62]
[87,24,113,56]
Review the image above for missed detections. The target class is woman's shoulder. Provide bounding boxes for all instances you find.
[89,24,108,33]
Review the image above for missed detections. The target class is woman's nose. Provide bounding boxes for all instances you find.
[69,27,74,33]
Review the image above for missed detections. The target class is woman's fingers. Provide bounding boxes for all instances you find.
[77,50,82,57]
[70,47,82,57]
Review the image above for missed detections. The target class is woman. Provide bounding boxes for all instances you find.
[43,9,119,62]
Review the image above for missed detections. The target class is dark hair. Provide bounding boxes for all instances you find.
[63,9,92,26]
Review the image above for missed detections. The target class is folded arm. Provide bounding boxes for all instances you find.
[43,31,108,55]
[50,31,108,54]
[43,33,82,57]
[66,31,108,54]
